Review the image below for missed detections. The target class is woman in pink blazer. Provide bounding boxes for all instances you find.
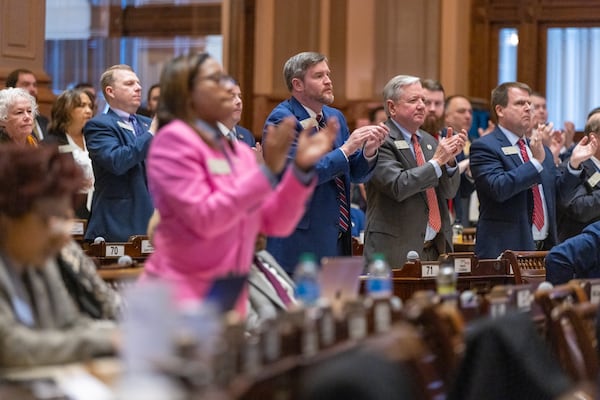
[143,53,336,317]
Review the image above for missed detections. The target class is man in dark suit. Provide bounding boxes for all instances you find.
[6,68,48,141]
[217,76,256,147]
[364,75,466,267]
[445,95,478,227]
[84,64,154,242]
[557,107,600,241]
[546,220,600,285]
[263,52,388,273]
[469,81,596,259]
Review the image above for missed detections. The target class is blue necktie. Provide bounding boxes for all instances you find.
[128,115,145,137]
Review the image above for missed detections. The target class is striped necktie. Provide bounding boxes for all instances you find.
[317,114,350,233]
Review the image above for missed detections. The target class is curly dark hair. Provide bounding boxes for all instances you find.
[0,144,83,217]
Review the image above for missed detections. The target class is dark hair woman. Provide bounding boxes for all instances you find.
[45,89,95,218]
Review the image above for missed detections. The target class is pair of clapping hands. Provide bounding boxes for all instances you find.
[530,122,597,168]
[259,117,389,175]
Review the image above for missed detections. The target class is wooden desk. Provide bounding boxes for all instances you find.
[98,265,143,292]
[452,241,475,253]
[390,256,511,301]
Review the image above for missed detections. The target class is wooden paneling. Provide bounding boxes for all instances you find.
[271,0,324,97]
[223,0,256,131]
[0,0,53,116]
[109,4,221,37]
[373,0,440,91]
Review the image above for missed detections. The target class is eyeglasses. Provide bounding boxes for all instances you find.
[195,73,230,87]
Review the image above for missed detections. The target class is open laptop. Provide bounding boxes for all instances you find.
[319,257,365,304]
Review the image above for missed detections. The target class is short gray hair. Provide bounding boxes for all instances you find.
[0,88,38,121]
[382,75,420,115]
[283,52,328,92]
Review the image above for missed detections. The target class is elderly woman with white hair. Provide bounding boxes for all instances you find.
[0,87,39,146]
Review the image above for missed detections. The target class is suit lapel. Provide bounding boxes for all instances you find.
[249,253,291,310]
[107,109,136,141]
[492,128,522,169]
[248,269,287,310]
[417,129,436,162]
[385,119,417,168]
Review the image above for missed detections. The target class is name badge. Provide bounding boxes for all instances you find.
[117,121,134,131]
[300,118,318,130]
[502,146,519,155]
[587,171,600,188]
[58,144,75,153]
[208,159,231,174]
[394,140,409,150]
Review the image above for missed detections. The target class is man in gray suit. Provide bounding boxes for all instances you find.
[364,75,467,267]
[247,234,296,331]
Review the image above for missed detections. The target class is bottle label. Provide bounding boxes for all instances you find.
[295,281,320,306]
[366,278,392,297]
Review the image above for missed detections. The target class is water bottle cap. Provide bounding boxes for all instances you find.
[372,253,385,261]
[299,253,316,263]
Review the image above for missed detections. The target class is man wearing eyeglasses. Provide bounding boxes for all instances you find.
[84,64,154,242]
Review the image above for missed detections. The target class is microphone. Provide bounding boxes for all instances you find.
[118,255,133,266]
[406,250,420,261]
[460,290,477,307]
[536,281,554,292]
[93,236,106,244]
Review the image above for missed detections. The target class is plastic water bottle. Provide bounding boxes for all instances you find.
[366,253,392,298]
[452,223,464,244]
[437,264,457,295]
[294,253,320,307]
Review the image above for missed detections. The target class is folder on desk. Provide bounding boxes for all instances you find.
[319,257,364,303]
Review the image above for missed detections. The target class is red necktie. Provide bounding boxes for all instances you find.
[411,134,442,232]
[254,255,293,307]
[317,114,350,232]
[517,139,545,230]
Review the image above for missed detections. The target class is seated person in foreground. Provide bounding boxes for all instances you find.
[0,145,117,367]
[247,234,296,332]
[545,220,600,285]
[56,240,122,320]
